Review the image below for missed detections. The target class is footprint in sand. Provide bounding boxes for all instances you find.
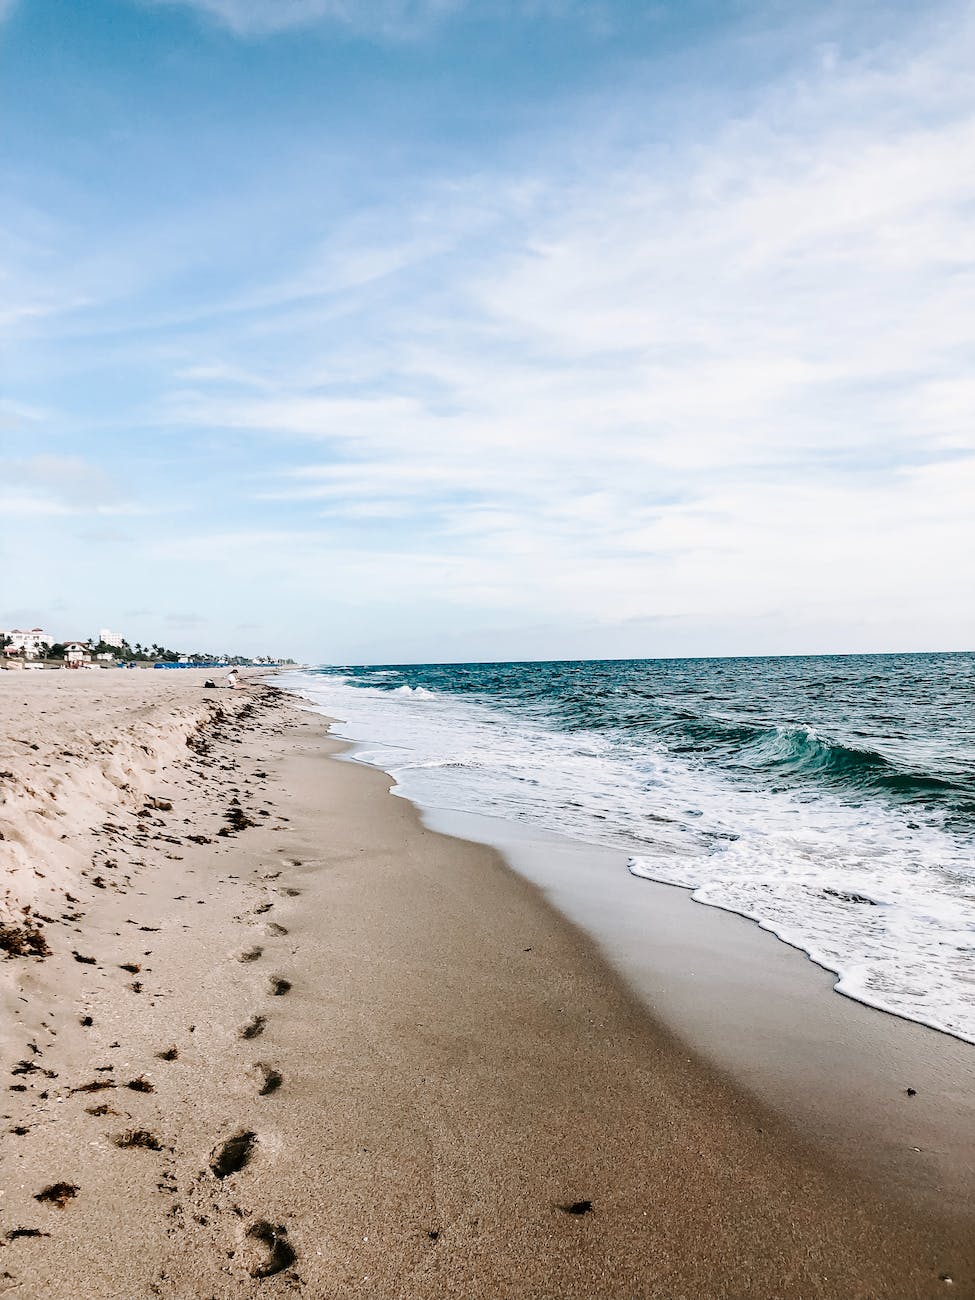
[250,1063,283,1096]
[264,922,288,937]
[238,946,263,963]
[238,1014,267,1040]
[209,1130,256,1179]
[268,976,291,997]
[242,1220,296,1278]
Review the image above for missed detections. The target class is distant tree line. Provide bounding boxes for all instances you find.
[10,637,294,665]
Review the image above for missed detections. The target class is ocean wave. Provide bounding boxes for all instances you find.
[651,714,963,805]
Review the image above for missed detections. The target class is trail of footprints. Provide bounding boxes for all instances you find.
[191,867,301,1279]
[10,760,305,1288]
[141,871,304,1285]
[120,867,302,1283]
[139,868,304,1286]
[132,865,301,1282]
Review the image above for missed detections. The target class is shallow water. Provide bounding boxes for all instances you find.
[281,654,975,1043]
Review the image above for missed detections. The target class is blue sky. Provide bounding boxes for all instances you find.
[2,0,973,662]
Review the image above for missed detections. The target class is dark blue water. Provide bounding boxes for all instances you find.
[328,653,975,829]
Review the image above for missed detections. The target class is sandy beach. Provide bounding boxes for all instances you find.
[0,670,971,1299]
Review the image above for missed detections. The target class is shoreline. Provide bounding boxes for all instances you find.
[423,804,975,1212]
[0,671,971,1296]
[296,718,975,1219]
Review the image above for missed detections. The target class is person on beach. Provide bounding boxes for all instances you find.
[226,667,241,689]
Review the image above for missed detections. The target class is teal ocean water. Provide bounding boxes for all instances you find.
[281,654,975,1043]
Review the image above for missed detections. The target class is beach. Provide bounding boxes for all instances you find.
[0,670,971,1299]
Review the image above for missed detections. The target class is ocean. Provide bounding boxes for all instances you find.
[280,654,975,1045]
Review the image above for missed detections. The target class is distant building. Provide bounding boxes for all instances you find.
[63,641,92,667]
[2,628,52,658]
[99,628,125,649]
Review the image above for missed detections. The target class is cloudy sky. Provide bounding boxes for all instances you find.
[2,0,973,662]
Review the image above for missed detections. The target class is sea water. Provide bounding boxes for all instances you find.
[280,655,975,1044]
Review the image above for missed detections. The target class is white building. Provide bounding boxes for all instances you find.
[98,628,125,649]
[64,641,92,666]
[3,628,52,658]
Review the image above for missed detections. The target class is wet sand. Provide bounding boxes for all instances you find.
[0,672,971,1297]
[420,805,975,1215]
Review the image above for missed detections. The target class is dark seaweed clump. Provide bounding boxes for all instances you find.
[0,918,50,959]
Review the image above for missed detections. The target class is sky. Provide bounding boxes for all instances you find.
[2,0,974,663]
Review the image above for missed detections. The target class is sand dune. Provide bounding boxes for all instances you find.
[0,670,257,937]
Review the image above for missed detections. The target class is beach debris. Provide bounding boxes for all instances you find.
[219,805,258,835]
[210,1130,256,1179]
[119,962,141,974]
[34,1183,79,1209]
[427,1230,440,1241]
[557,1200,593,1216]
[906,1087,917,1097]
[71,1079,116,1093]
[156,1046,179,1062]
[80,1015,93,1027]
[71,951,96,965]
[823,887,876,906]
[0,917,50,959]
[6,1228,50,1241]
[125,1076,154,1093]
[244,1220,295,1278]
[114,1129,163,1151]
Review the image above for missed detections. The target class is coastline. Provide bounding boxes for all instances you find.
[415,803,975,1215]
[0,671,971,1297]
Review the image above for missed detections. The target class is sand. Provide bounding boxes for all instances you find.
[0,669,971,1298]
